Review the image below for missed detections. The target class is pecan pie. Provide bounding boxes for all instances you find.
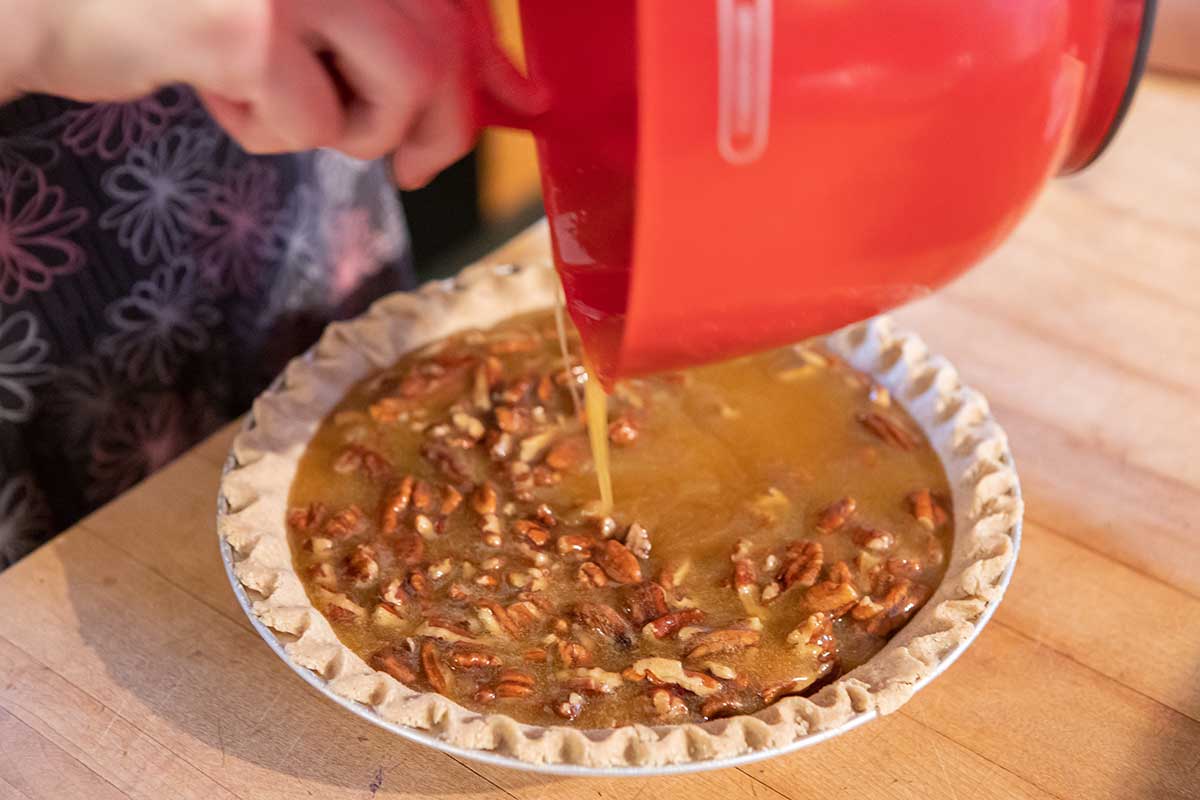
[286,310,952,727]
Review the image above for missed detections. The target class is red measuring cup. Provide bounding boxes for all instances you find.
[475,0,1155,387]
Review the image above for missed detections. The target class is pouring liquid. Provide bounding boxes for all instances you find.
[584,364,614,514]
[554,282,614,514]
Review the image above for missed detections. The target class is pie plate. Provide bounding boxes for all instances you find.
[217,260,1022,775]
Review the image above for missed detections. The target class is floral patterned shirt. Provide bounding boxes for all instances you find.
[0,86,414,568]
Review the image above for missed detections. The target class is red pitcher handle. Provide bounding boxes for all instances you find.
[465,0,548,133]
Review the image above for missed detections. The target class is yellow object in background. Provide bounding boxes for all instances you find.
[478,0,543,224]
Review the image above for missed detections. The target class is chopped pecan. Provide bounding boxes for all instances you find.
[372,647,417,684]
[317,589,365,622]
[816,497,856,534]
[449,648,502,669]
[494,405,529,435]
[562,668,624,695]
[506,599,542,632]
[787,612,837,662]
[470,482,498,515]
[572,602,631,642]
[307,562,337,590]
[658,559,692,594]
[512,519,551,547]
[420,441,472,484]
[413,513,435,539]
[523,648,549,663]
[451,411,486,441]
[623,582,669,626]
[411,479,437,513]
[857,411,918,450]
[345,544,378,584]
[287,502,327,533]
[369,396,407,424]
[557,640,594,668]
[544,435,589,470]
[332,445,391,480]
[828,560,853,584]
[555,692,586,720]
[420,641,450,693]
[778,541,823,590]
[595,540,642,584]
[864,578,932,636]
[609,417,639,446]
[908,488,934,529]
[531,464,562,486]
[851,596,885,620]
[324,505,366,539]
[380,476,415,534]
[700,693,754,719]
[535,503,557,527]
[536,373,556,404]
[643,609,706,639]
[624,523,651,559]
[685,629,761,660]
[577,562,608,587]
[440,485,463,515]
[761,676,819,705]
[390,532,424,565]
[408,571,431,597]
[852,526,895,552]
[649,687,689,720]
[304,536,334,558]
[624,658,721,696]
[806,575,860,616]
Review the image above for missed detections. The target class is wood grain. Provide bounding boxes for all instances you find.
[2,75,1198,799]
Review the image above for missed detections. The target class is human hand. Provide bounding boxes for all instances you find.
[5,0,542,187]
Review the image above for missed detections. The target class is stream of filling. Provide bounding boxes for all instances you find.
[287,310,952,727]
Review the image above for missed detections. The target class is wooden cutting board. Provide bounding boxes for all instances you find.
[1,74,1198,800]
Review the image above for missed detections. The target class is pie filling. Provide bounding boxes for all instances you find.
[287,311,952,727]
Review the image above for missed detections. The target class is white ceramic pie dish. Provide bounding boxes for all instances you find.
[216,259,1022,775]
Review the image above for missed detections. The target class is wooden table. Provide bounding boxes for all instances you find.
[2,74,1198,800]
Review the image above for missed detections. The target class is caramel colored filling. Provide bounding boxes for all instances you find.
[288,311,951,727]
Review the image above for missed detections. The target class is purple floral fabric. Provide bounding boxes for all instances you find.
[0,87,414,568]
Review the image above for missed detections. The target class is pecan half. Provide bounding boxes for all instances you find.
[324,505,367,539]
[544,435,589,470]
[624,658,721,696]
[287,502,327,533]
[623,582,669,626]
[778,540,823,590]
[372,647,417,684]
[411,479,436,513]
[562,668,624,695]
[816,496,856,534]
[857,411,918,450]
[864,577,932,636]
[380,476,415,534]
[572,602,631,642]
[513,519,551,547]
[852,526,895,552]
[685,629,761,661]
[643,609,706,639]
[624,522,651,560]
[700,693,754,720]
[576,562,608,587]
[595,540,642,584]
[761,676,817,705]
[609,417,639,446]
[440,485,463,515]
[345,544,378,584]
[420,641,449,693]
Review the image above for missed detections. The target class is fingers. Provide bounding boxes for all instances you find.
[462,0,549,120]
[390,86,475,189]
[293,0,446,161]
[197,5,345,153]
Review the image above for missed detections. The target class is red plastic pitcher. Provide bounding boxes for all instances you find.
[475,0,1156,387]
